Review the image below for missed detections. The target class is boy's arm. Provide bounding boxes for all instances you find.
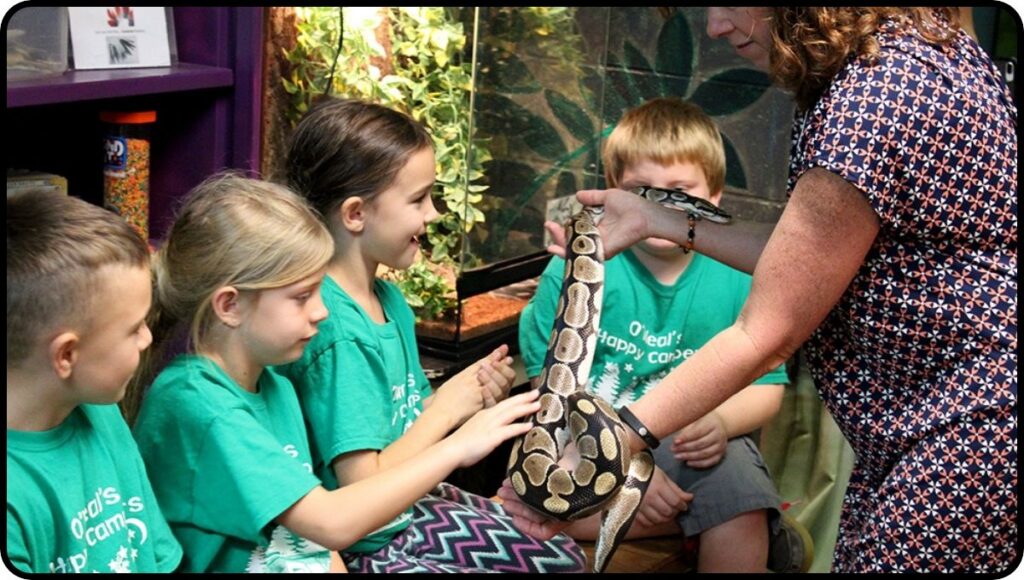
[670,383,783,468]
[712,383,785,438]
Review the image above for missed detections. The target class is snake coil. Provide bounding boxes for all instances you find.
[506,187,732,572]
[506,206,654,573]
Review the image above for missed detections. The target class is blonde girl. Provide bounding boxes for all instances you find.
[128,173,541,573]
[280,98,586,572]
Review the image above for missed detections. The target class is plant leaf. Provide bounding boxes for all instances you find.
[544,89,594,144]
[690,68,770,116]
[475,93,567,160]
[478,43,542,94]
[722,134,748,190]
[655,10,692,79]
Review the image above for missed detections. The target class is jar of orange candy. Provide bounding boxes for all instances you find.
[101,110,155,243]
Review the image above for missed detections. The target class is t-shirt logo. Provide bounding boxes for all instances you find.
[245,525,331,573]
[50,486,149,573]
[390,373,423,433]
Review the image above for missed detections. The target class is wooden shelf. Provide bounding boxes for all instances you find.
[6,63,234,108]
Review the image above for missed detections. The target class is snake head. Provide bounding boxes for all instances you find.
[583,204,605,225]
[631,185,733,224]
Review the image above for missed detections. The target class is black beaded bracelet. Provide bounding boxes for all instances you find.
[616,406,660,449]
[681,213,696,254]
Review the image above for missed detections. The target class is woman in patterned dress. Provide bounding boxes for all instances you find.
[499,7,1016,573]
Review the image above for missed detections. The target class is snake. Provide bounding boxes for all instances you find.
[506,186,732,572]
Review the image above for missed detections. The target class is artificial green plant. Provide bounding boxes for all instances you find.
[283,6,487,320]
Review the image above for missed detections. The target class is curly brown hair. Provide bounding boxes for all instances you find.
[768,8,960,110]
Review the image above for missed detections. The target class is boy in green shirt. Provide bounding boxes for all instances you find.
[6,191,182,573]
[519,97,793,572]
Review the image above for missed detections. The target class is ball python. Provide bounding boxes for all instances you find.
[506,187,732,572]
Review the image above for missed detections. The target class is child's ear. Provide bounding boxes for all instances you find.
[710,189,723,207]
[339,197,366,233]
[210,286,243,328]
[48,332,80,380]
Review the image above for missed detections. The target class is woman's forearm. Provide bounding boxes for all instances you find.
[695,219,776,275]
[630,324,784,450]
[631,168,880,451]
[647,204,776,275]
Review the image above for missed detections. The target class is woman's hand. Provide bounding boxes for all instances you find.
[671,411,729,469]
[544,188,658,259]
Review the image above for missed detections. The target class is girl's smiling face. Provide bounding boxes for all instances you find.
[363,146,440,270]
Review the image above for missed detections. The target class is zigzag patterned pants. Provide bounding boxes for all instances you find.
[343,482,587,573]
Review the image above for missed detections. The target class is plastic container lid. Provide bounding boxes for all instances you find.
[99,111,157,124]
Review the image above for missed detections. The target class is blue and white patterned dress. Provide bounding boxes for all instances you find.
[787,17,1017,573]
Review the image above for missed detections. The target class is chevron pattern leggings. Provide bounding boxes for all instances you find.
[343,482,587,573]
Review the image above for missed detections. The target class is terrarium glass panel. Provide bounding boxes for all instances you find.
[461,6,793,273]
[271,7,795,374]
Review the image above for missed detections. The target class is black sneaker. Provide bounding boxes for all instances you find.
[767,512,814,573]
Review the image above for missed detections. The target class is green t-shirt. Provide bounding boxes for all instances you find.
[6,404,182,573]
[132,355,329,573]
[277,275,432,553]
[520,250,788,409]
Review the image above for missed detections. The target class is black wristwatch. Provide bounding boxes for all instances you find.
[616,406,661,449]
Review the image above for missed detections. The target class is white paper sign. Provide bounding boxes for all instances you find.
[69,7,171,69]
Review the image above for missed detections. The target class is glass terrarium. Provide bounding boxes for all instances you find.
[267,7,793,380]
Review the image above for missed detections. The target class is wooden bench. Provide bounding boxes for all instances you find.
[578,536,696,573]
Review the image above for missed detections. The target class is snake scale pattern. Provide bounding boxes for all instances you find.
[506,187,732,573]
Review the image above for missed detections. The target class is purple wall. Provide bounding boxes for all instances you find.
[4,7,265,242]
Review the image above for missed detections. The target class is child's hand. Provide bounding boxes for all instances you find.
[671,411,728,468]
[434,345,516,422]
[634,466,693,528]
[434,364,489,427]
[496,477,572,541]
[556,438,581,470]
[447,390,540,468]
[475,345,516,407]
